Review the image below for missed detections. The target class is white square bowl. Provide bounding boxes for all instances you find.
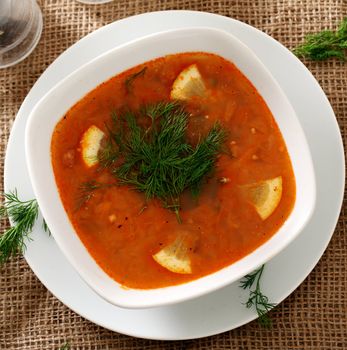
[25,27,316,309]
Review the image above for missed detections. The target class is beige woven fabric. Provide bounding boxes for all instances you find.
[1,0,346,349]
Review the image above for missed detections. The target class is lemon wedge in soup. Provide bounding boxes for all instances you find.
[247,176,283,220]
[81,125,105,167]
[170,64,206,100]
[153,235,192,274]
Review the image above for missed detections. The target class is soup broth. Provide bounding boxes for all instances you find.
[51,52,295,289]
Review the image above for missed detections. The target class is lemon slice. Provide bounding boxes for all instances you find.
[80,125,105,167]
[170,64,206,100]
[153,235,192,274]
[247,176,283,220]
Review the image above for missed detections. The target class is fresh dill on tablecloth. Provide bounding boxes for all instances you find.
[59,342,70,350]
[294,17,347,61]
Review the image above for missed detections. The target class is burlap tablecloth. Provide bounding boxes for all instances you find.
[1,0,346,349]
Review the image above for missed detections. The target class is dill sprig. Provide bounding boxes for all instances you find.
[59,343,70,350]
[240,264,276,327]
[99,102,226,221]
[76,181,115,209]
[125,66,147,92]
[42,218,51,236]
[0,190,46,264]
[98,138,118,169]
[293,17,347,61]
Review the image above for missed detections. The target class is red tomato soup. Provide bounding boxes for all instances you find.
[51,52,295,289]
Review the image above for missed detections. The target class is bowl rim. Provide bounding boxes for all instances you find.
[25,26,316,309]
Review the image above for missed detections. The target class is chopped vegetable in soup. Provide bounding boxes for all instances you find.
[51,52,296,289]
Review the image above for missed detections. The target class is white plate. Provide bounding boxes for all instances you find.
[4,11,344,340]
